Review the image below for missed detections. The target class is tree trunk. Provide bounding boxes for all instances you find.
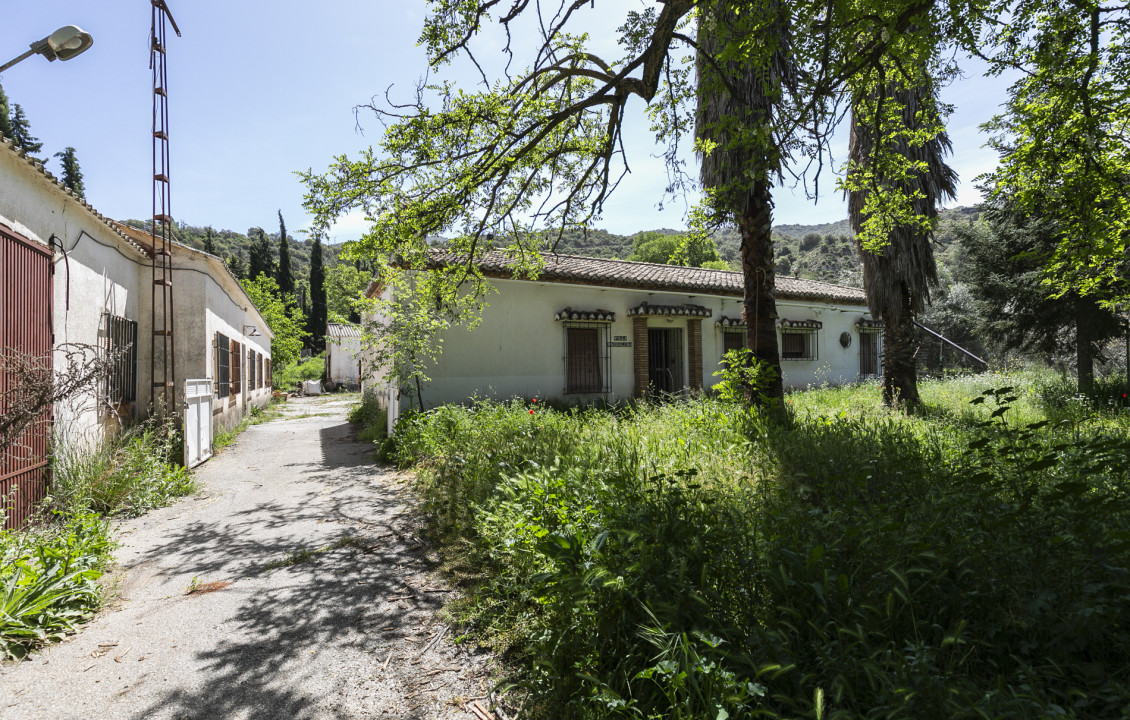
[882,302,920,406]
[738,180,784,402]
[1076,296,1096,395]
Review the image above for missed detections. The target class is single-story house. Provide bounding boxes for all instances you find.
[0,135,272,526]
[325,323,362,391]
[361,251,883,417]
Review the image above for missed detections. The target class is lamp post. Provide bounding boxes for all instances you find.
[0,26,93,74]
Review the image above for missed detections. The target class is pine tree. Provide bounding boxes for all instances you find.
[307,236,327,353]
[54,147,86,199]
[299,282,309,318]
[248,228,275,280]
[276,210,295,296]
[227,251,247,279]
[12,105,44,161]
[0,82,14,140]
[204,227,217,255]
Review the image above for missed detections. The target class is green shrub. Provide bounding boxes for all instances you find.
[50,418,196,518]
[0,511,112,660]
[274,353,325,391]
[399,373,1130,719]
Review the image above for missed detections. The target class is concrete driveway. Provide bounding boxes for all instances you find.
[0,395,496,720]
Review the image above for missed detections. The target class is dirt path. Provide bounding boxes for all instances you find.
[0,396,496,720]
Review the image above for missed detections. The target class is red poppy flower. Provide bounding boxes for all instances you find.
[529,409,534,414]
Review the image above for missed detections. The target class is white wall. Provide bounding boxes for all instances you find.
[0,146,152,448]
[327,335,362,389]
[372,277,877,410]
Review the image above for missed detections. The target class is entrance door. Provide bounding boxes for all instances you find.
[648,328,685,394]
[860,331,880,376]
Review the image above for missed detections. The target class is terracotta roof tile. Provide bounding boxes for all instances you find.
[427,250,867,305]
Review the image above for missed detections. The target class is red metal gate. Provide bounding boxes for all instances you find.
[1,226,53,530]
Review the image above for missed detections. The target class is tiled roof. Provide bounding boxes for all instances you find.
[427,250,867,305]
[1,135,149,257]
[327,323,362,339]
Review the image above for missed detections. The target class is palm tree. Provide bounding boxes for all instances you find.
[696,0,794,401]
[848,80,958,407]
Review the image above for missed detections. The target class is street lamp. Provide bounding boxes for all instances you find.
[0,26,94,74]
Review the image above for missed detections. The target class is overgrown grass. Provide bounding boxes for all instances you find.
[0,418,204,660]
[348,390,389,447]
[394,371,1130,719]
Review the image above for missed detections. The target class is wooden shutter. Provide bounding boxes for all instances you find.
[566,327,601,393]
[230,340,242,395]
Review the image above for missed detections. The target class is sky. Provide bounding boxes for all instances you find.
[0,1,1013,244]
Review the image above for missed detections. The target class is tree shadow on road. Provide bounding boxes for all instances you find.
[128,418,476,720]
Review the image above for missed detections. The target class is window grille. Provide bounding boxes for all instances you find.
[231,340,242,396]
[781,329,819,361]
[563,323,611,394]
[104,314,138,403]
[247,348,256,390]
[722,329,745,356]
[859,329,881,375]
[215,333,230,398]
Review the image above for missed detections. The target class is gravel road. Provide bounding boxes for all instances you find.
[0,395,497,720]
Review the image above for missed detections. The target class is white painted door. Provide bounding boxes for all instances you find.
[184,379,214,468]
[386,383,400,437]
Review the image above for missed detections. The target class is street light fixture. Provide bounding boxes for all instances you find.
[0,25,94,74]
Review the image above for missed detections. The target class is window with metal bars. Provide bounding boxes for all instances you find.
[563,323,610,394]
[247,348,256,391]
[104,314,137,404]
[265,359,272,387]
[231,340,242,396]
[214,333,230,398]
[781,329,819,360]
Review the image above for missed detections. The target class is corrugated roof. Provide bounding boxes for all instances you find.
[426,250,867,305]
[327,323,362,339]
[1,135,149,257]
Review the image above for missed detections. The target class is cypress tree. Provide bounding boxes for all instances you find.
[248,228,274,279]
[54,147,85,199]
[0,83,14,140]
[11,105,44,159]
[307,236,327,352]
[276,210,295,296]
[227,251,247,279]
[204,227,217,255]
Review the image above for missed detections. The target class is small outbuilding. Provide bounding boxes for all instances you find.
[325,323,362,391]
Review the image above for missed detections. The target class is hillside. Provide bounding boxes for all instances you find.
[121,219,346,277]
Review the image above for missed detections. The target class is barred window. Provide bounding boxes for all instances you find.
[249,348,257,390]
[722,329,745,356]
[265,359,272,387]
[104,314,137,403]
[231,340,242,396]
[564,323,610,394]
[214,333,231,397]
[781,330,818,361]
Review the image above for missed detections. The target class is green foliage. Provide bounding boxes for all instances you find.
[395,372,1130,719]
[50,419,196,518]
[276,210,295,296]
[11,105,44,161]
[240,274,307,370]
[273,353,325,391]
[0,512,111,660]
[307,237,327,353]
[325,262,368,324]
[0,81,13,139]
[248,228,275,280]
[53,147,85,199]
[980,0,1130,305]
[627,231,682,264]
[348,390,389,449]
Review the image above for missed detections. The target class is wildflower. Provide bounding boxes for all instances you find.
[529,409,534,414]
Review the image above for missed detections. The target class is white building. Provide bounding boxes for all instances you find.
[325,323,362,391]
[0,136,272,525]
[363,251,882,414]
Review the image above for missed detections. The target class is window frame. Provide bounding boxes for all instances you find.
[103,313,138,404]
[562,321,611,395]
[780,329,819,361]
[230,340,242,398]
[214,332,231,398]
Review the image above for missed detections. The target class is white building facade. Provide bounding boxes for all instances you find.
[364,252,882,413]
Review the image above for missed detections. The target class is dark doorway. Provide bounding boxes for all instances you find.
[860,331,880,376]
[648,328,685,394]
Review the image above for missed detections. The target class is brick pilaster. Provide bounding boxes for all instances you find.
[632,316,649,398]
[687,318,703,391]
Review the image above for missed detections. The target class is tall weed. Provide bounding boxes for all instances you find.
[398,372,1130,719]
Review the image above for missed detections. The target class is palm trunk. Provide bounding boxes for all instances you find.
[881,295,920,406]
[739,179,784,401]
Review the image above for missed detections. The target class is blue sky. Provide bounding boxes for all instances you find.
[1,2,1011,243]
